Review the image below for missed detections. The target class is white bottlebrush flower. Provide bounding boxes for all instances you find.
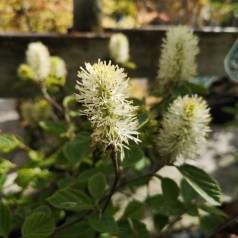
[158,26,199,89]
[26,42,51,81]
[75,60,140,160]
[158,95,211,161]
[50,56,67,78]
[109,33,129,64]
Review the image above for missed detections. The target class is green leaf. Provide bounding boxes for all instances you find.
[55,222,94,238]
[158,201,185,216]
[45,76,65,87]
[39,121,67,135]
[131,221,151,238]
[22,212,55,238]
[47,188,92,212]
[180,179,198,203]
[57,177,74,189]
[0,175,7,190]
[170,85,191,97]
[0,203,12,238]
[135,156,151,171]
[147,195,165,214]
[186,205,199,216]
[28,151,44,163]
[117,220,150,238]
[33,205,52,214]
[89,216,118,233]
[186,82,209,95]
[222,106,237,115]
[178,164,221,206]
[15,168,36,187]
[76,168,99,185]
[122,146,144,167]
[198,204,227,218]
[76,166,113,186]
[137,113,149,129]
[200,215,223,232]
[153,214,168,231]
[63,95,76,108]
[0,158,15,174]
[15,168,53,188]
[0,134,23,153]
[63,135,91,166]
[161,178,179,205]
[88,173,106,201]
[122,200,145,220]
[123,61,136,69]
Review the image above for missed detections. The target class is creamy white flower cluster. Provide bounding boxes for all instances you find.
[158,95,211,161]
[19,42,67,83]
[50,56,67,79]
[109,33,129,64]
[75,60,140,160]
[158,26,199,89]
[26,42,51,81]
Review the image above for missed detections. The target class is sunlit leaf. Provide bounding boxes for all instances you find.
[178,164,221,206]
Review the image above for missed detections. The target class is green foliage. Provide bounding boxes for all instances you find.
[199,215,223,232]
[0,158,15,173]
[88,216,118,233]
[122,145,144,167]
[180,179,198,203]
[178,164,221,206]
[47,188,93,212]
[22,212,55,238]
[122,200,145,220]
[39,121,67,136]
[63,134,91,166]
[1,30,228,237]
[0,204,12,238]
[88,173,107,201]
[117,220,150,238]
[0,134,23,153]
[153,214,169,231]
[161,177,180,205]
[55,222,94,238]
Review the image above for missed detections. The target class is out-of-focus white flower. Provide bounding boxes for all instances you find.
[158,95,211,161]
[75,60,140,160]
[26,42,51,81]
[20,99,52,127]
[50,56,67,79]
[109,33,129,64]
[158,26,199,89]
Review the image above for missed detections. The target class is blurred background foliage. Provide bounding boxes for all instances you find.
[0,0,238,33]
[0,0,72,33]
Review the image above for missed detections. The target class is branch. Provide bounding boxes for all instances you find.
[94,146,120,238]
[41,84,64,113]
[101,146,120,213]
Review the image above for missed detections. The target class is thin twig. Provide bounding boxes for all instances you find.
[94,146,120,238]
[101,146,120,214]
[41,84,64,113]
